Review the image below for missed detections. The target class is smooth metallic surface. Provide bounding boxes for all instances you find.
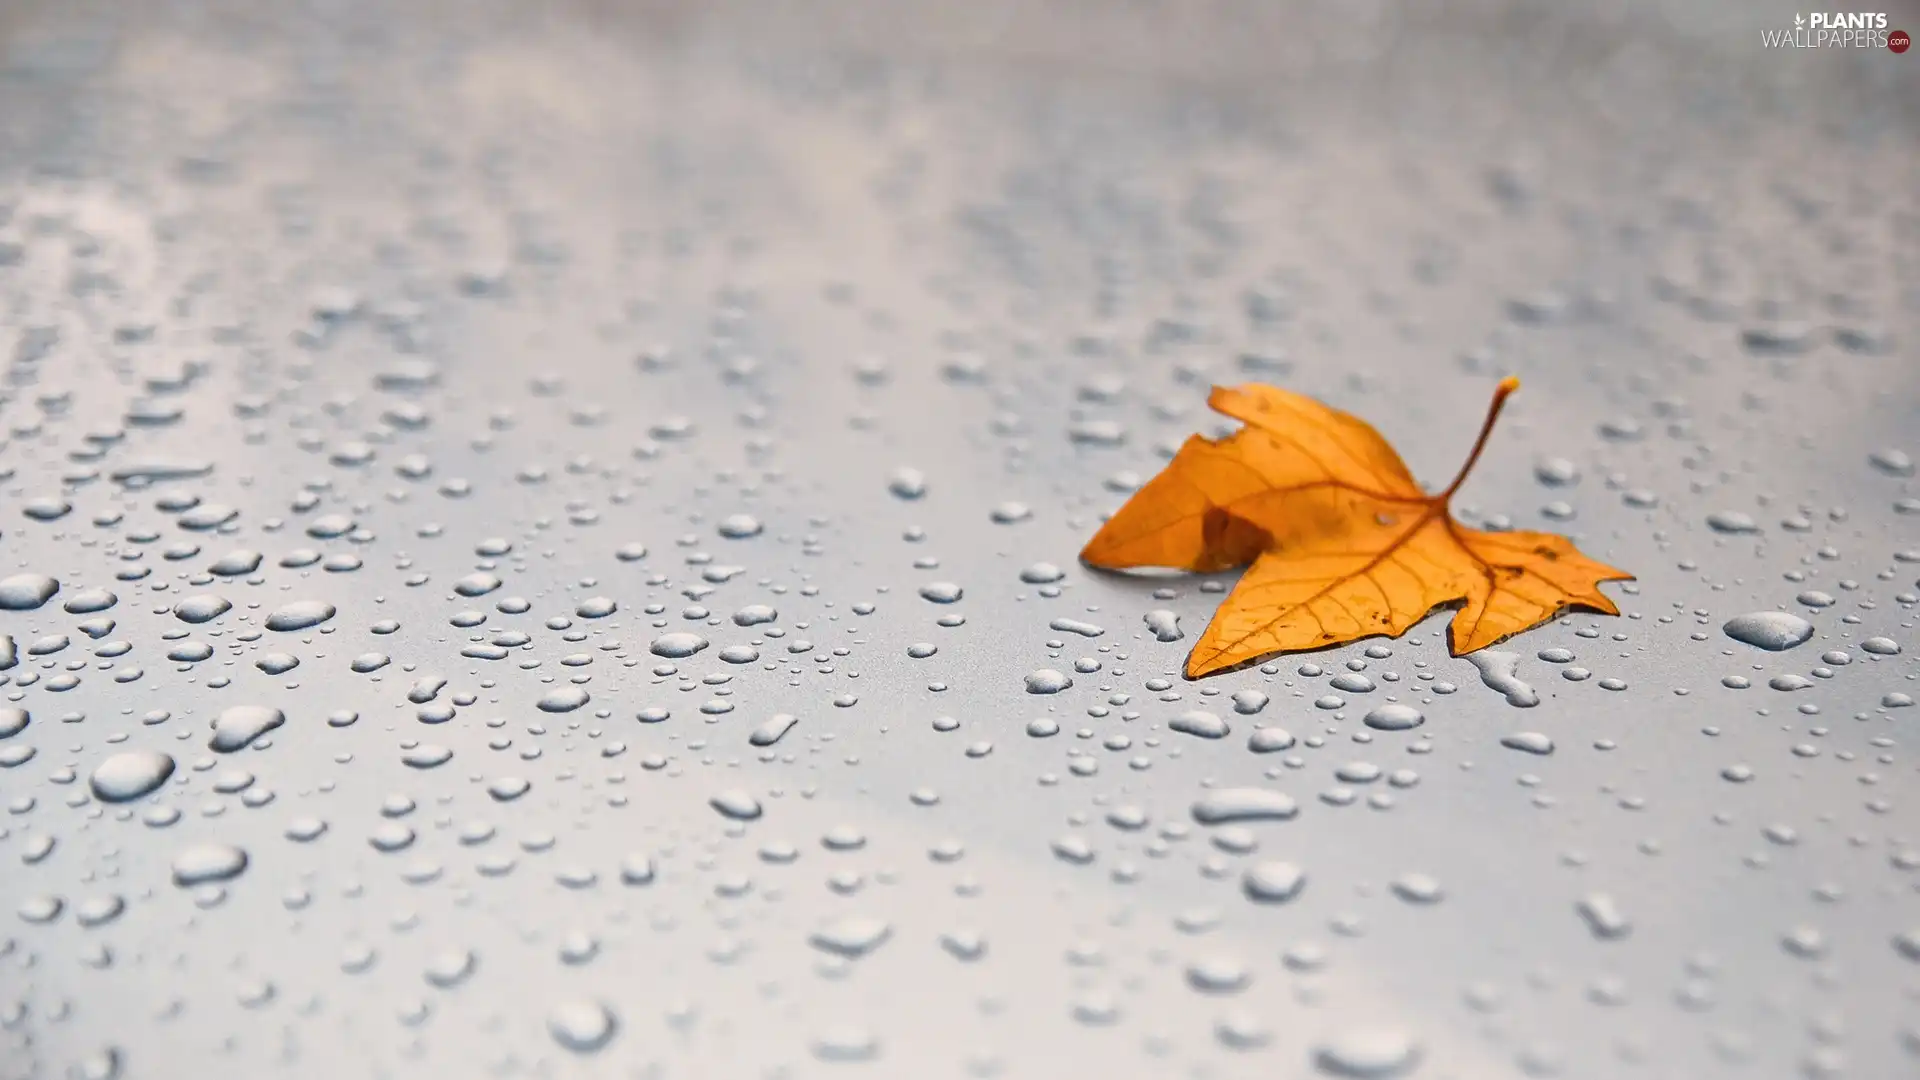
[1,2,1915,1078]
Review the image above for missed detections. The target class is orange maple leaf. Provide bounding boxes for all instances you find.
[1081,377,1633,678]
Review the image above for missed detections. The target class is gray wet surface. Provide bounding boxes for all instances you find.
[0,1,1916,1078]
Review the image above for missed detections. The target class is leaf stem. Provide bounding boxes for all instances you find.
[1439,376,1519,501]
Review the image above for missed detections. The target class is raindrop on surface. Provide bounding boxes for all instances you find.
[209,706,286,753]
[1722,611,1814,651]
[716,514,762,539]
[1242,861,1307,903]
[1867,447,1914,476]
[537,687,590,713]
[809,916,893,959]
[1247,727,1296,753]
[1019,562,1065,584]
[1024,669,1072,694]
[710,789,764,821]
[547,999,618,1053]
[732,604,777,626]
[649,632,709,658]
[1363,704,1425,731]
[1193,788,1299,824]
[1171,710,1230,739]
[0,573,60,610]
[748,714,799,747]
[1576,893,1632,940]
[1314,1029,1422,1077]
[265,601,336,631]
[1705,511,1759,535]
[1467,651,1538,707]
[1230,690,1269,714]
[1144,609,1184,642]
[812,1026,880,1062]
[171,843,248,886]
[1500,732,1555,756]
[888,468,928,499]
[89,751,175,802]
[173,594,232,623]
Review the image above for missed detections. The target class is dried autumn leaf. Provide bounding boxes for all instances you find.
[1081,377,1632,678]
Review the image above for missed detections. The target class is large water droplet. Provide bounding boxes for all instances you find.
[171,843,248,886]
[89,751,175,802]
[0,573,60,610]
[265,601,336,631]
[1313,1029,1422,1077]
[1722,611,1815,651]
[1193,788,1298,824]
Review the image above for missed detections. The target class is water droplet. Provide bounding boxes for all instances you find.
[1144,609,1184,642]
[1171,710,1229,739]
[89,751,175,802]
[919,581,963,603]
[1242,861,1307,902]
[1706,510,1760,535]
[888,468,928,499]
[1721,611,1814,651]
[1193,788,1299,824]
[809,916,892,958]
[265,601,335,631]
[537,687,590,713]
[1024,669,1072,694]
[0,573,59,610]
[547,999,617,1053]
[1467,650,1538,707]
[812,1026,879,1062]
[171,843,248,886]
[1390,873,1444,904]
[1247,727,1295,753]
[716,514,762,539]
[1500,732,1555,755]
[172,594,232,624]
[1576,893,1631,940]
[1314,1029,1422,1077]
[1363,704,1425,731]
[209,706,285,753]
[650,632,709,658]
[749,714,798,747]
[710,789,763,821]
[1853,446,1913,483]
